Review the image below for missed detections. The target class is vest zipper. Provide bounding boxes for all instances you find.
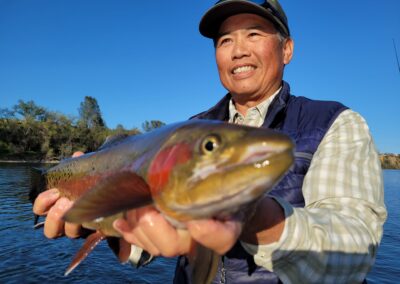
[295,151,313,161]
[220,256,226,284]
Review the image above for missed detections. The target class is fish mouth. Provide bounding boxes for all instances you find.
[226,140,293,173]
[186,141,291,185]
[169,145,293,220]
[241,143,284,166]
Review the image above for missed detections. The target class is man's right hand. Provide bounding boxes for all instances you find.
[32,151,84,239]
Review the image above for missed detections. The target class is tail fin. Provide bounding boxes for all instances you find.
[29,167,47,227]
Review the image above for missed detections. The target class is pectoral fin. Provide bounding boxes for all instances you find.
[64,171,152,223]
[188,244,220,284]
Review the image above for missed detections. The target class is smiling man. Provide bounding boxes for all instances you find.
[214,12,292,116]
[116,1,386,283]
[33,1,387,283]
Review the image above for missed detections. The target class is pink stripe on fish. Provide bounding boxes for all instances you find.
[147,143,192,196]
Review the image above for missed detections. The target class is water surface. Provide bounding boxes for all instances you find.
[0,163,176,283]
[0,163,399,283]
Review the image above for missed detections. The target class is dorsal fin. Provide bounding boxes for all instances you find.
[64,171,152,223]
[98,134,129,151]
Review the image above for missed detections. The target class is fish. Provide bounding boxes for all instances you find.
[30,119,294,283]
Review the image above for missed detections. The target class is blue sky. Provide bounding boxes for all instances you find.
[0,0,399,153]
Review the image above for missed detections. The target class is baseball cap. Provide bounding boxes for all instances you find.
[199,0,290,39]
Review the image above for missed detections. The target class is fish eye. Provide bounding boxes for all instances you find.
[201,135,220,154]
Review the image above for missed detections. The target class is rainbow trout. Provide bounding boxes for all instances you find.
[30,119,294,283]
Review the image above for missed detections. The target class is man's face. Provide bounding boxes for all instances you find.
[215,13,293,103]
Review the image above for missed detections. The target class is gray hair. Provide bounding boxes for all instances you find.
[276,30,287,43]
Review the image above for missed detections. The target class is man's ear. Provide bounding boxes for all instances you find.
[283,37,294,65]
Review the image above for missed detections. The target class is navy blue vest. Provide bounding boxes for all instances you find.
[173,81,347,283]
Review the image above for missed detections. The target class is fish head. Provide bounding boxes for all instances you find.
[147,120,294,222]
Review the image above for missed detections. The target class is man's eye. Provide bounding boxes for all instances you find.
[248,32,260,38]
[218,38,232,46]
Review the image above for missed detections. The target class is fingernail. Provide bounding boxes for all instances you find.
[113,219,124,232]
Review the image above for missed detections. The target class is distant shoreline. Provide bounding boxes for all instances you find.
[1,154,399,169]
[0,160,59,164]
[380,154,400,170]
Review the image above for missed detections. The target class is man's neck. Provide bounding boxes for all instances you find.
[232,85,282,116]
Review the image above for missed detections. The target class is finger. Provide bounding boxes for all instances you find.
[115,208,189,257]
[33,188,60,215]
[114,209,162,256]
[130,225,161,256]
[136,209,191,257]
[65,222,82,239]
[113,218,147,250]
[187,219,242,255]
[43,197,72,239]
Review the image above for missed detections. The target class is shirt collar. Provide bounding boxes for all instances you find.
[228,86,282,126]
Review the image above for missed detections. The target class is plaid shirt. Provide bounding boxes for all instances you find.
[231,96,387,283]
[228,87,280,126]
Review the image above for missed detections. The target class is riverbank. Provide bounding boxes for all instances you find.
[380,154,400,169]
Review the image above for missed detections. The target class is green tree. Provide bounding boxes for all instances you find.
[13,100,47,121]
[115,124,126,133]
[0,98,163,161]
[78,96,105,129]
[41,112,75,159]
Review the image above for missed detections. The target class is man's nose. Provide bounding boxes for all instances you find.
[231,38,250,60]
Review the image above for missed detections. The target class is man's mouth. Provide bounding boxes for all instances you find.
[232,65,255,74]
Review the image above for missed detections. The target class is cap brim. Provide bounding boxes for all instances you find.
[199,1,288,39]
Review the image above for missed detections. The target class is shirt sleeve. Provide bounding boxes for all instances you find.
[241,109,387,283]
[128,245,144,266]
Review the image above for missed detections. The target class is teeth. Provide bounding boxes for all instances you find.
[233,66,255,74]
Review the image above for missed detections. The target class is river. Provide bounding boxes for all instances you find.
[0,163,398,283]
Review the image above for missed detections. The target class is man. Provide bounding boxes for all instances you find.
[33,1,387,283]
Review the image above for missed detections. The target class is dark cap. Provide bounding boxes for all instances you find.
[199,0,290,39]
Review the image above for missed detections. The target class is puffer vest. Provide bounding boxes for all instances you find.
[173,81,347,283]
